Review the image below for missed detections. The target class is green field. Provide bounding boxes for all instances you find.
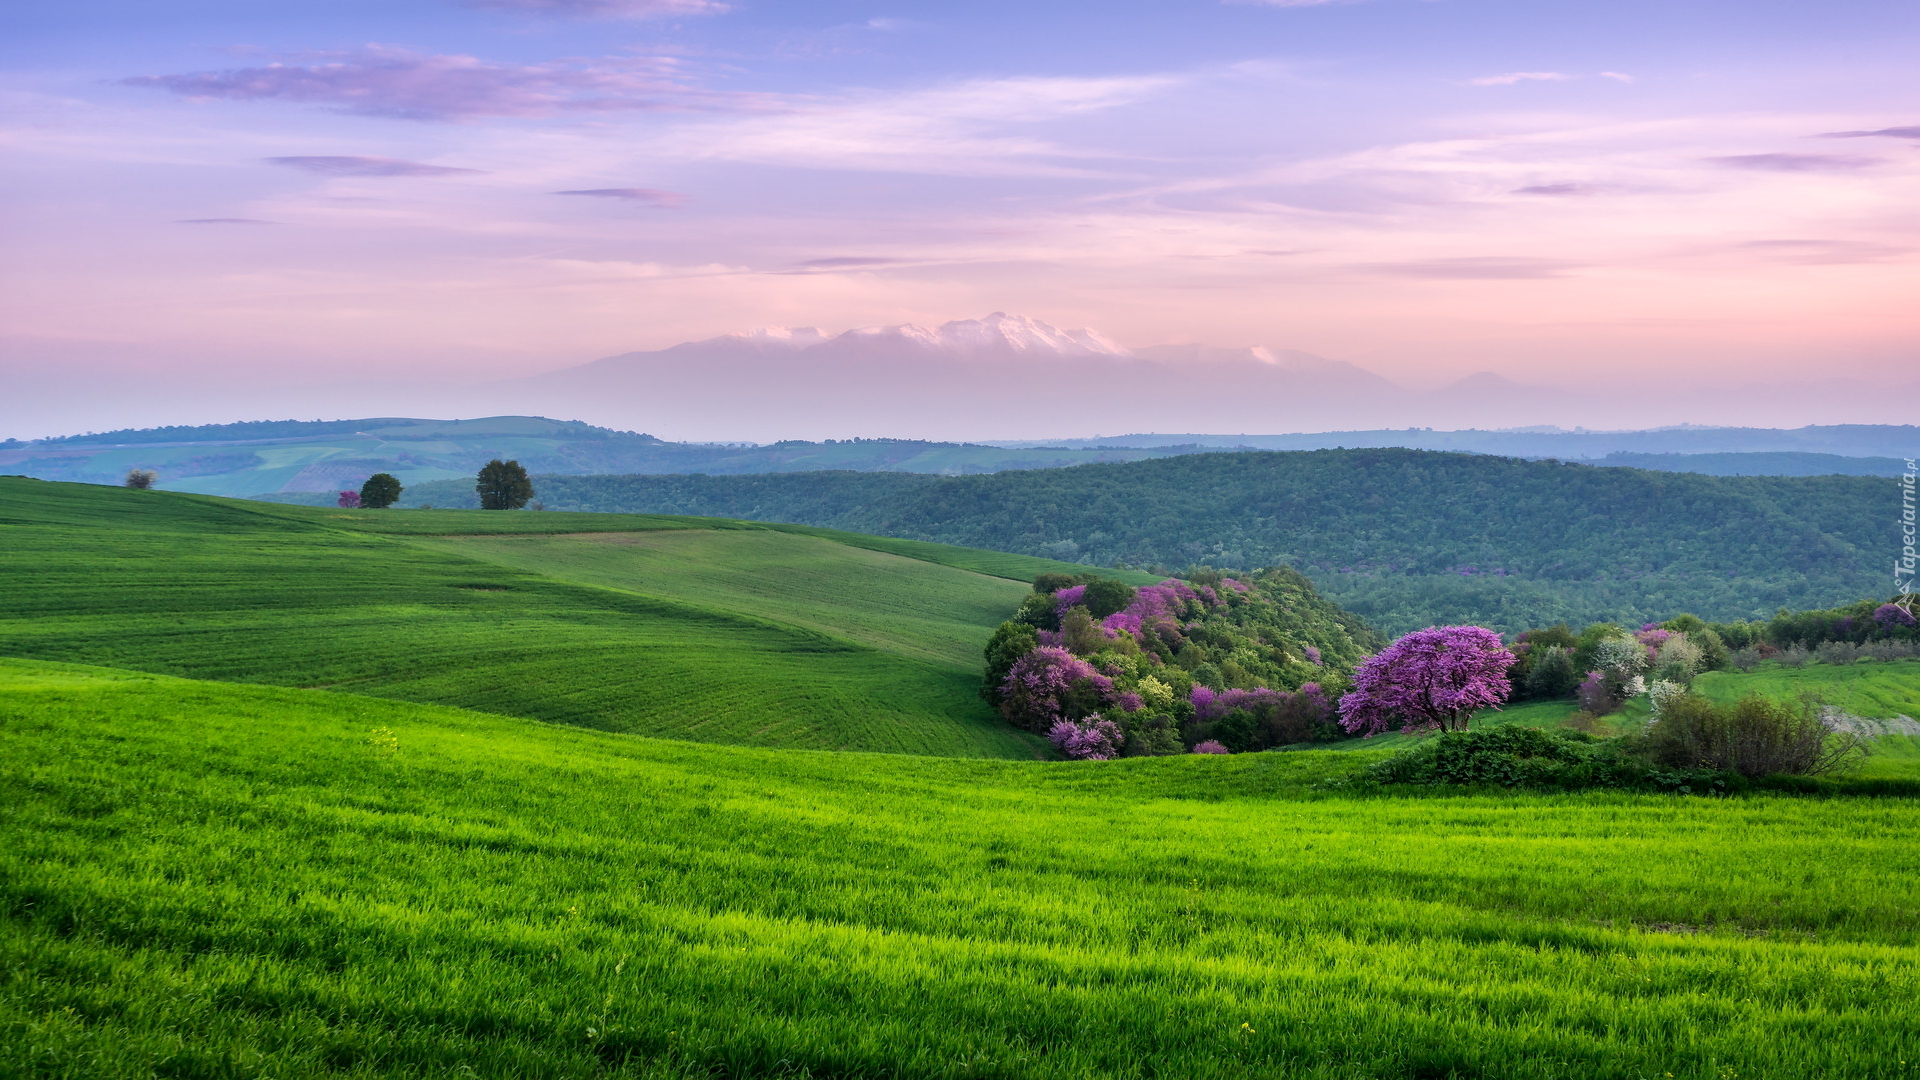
[5,659,1919,1079]
[0,478,1155,758]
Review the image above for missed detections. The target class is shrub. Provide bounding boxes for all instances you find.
[1653,634,1703,684]
[1589,633,1648,702]
[1079,578,1138,620]
[123,468,157,489]
[1191,740,1229,755]
[1576,670,1615,714]
[1645,692,1863,778]
[1367,727,1644,789]
[1523,645,1579,699]
[981,622,1038,705]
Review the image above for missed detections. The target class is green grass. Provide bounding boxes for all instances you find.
[0,477,1063,758]
[417,531,1027,670]
[4,658,1920,1079]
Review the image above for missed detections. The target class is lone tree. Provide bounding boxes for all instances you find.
[359,472,403,509]
[476,459,533,510]
[1338,625,1516,736]
[123,468,157,490]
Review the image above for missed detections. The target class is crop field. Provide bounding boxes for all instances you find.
[0,478,1116,757]
[4,658,1919,1079]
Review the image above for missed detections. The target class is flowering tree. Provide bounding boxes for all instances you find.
[1338,626,1515,736]
[999,646,1113,732]
[1047,716,1124,760]
[1191,740,1229,755]
[337,490,361,508]
[1876,602,1918,631]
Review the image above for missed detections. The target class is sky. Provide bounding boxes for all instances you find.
[3,0,1918,439]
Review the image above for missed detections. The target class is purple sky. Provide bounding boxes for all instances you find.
[2,0,1917,438]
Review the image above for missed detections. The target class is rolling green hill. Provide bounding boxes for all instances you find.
[1,415,1201,497]
[395,449,1890,633]
[5,658,1918,1079]
[0,477,1176,758]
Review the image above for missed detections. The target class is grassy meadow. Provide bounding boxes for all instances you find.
[6,659,1920,1079]
[0,478,1137,757]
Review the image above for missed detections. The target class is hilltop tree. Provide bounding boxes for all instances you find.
[360,472,403,509]
[123,468,157,490]
[1338,625,1515,736]
[476,459,533,510]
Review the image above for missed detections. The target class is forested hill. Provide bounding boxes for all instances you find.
[401,449,1888,634]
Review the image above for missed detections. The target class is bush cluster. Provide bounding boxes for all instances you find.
[1369,691,1864,791]
[985,567,1372,757]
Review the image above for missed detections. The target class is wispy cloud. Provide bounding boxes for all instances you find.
[175,217,277,224]
[1820,125,1920,140]
[554,187,687,205]
[265,155,483,177]
[125,45,760,121]
[663,74,1176,176]
[1737,239,1906,265]
[464,0,726,18]
[1361,257,1574,280]
[1513,182,1607,196]
[1469,72,1572,87]
[1599,72,1635,83]
[1710,153,1880,172]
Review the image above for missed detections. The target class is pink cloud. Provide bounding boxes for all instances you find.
[124,45,763,121]
[554,188,688,205]
[1710,153,1880,172]
[265,155,482,177]
[1820,125,1920,140]
[1469,72,1572,87]
[1360,257,1574,280]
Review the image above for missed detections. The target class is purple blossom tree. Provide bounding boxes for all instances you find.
[1191,740,1229,755]
[1337,625,1516,736]
[1047,716,1124,760]
[999,646,1114,732]
[1875,603,1917,630]
[337,490,361,508]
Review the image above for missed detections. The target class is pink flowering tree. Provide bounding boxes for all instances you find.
[999,646,1114,733]
[337,490,361,508]
[1048,716,1124,760]
[1338,626,1516,736]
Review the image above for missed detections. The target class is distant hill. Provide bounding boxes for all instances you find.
[397,449,1889,634]
[6,413,1915,499]
[0,415,1204,498]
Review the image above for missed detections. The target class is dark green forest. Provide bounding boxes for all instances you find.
[398,449,1892,633]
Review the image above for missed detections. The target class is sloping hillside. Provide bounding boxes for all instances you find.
[399,450,1884,632]
[0,478,1174,757]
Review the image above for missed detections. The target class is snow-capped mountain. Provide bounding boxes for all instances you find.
[502,313,1439,440]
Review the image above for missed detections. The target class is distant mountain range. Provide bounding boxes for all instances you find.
[4,411,1914,499]
[490,312,1901,439]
